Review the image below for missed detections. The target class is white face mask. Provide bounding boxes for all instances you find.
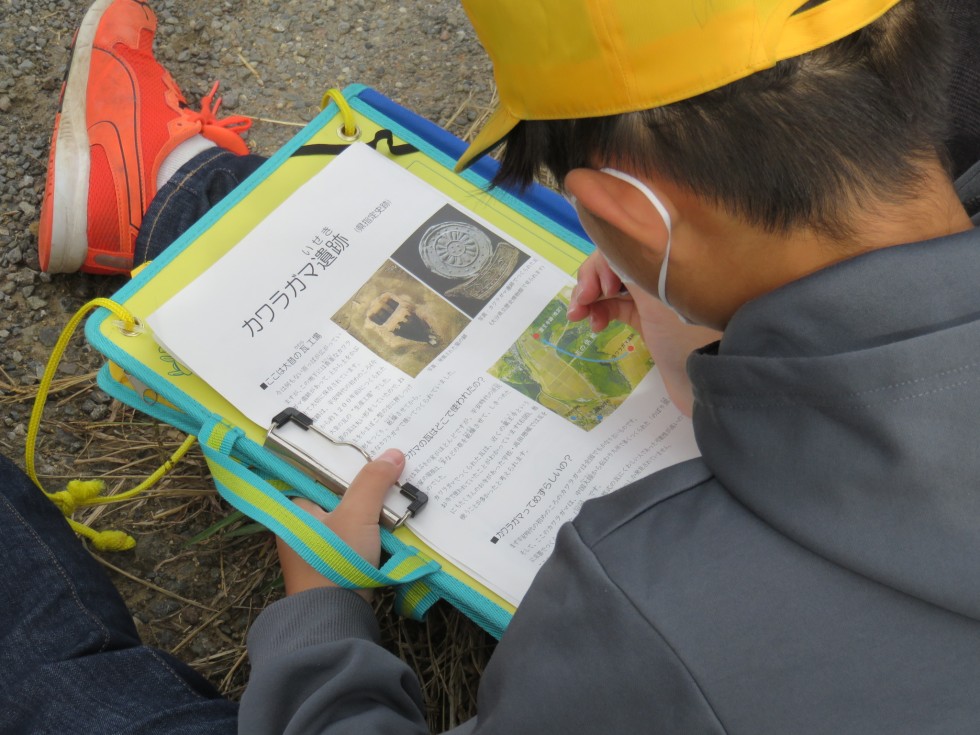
[604,254,635,285]
[598,168,689,324]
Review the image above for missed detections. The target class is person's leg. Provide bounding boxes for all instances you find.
[135,147,268,264]
[38,0,251,276]
[0,453,238,734]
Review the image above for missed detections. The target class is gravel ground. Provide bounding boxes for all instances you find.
[0,0,497,726]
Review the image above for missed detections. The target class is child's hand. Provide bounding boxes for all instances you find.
[568,251,721,416]
[566,251,630,332]
[276,449,405,601]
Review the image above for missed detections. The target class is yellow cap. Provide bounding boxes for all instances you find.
[456,0,903,171]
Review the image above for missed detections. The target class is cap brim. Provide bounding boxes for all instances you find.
[454,105,521,173]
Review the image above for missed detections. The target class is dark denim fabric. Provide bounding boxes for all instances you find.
[0,453,238,733]
[135,147,267,265]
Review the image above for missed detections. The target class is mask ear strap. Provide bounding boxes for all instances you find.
[599,169,687,322]
[599,168,673,230]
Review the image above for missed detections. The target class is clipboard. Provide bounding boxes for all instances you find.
[86,85,594,639]
[264,407,428,530]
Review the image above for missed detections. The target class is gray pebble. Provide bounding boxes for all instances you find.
[38,326,59,347]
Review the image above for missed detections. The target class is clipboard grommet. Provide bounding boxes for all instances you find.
[112,316,145,337]
[337,124,361,142]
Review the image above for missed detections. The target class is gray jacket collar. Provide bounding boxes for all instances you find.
[689,227,980,620]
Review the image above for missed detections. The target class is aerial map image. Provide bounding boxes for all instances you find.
[488,287,655,431]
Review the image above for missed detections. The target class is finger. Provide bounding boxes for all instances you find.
[588,301,612,332]
[596,261,622,299]
[596,295,640,332]
[569,253,622,322]
[570,253,608,305]
[567,293,596,322]
[332,449,405,526]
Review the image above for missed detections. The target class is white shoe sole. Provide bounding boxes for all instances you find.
[46,0,115,273]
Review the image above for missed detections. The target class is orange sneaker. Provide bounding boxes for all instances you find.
[39,0,251,275]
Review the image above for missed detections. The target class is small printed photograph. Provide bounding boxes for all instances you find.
[332,260,470,378]
[391,203,530,318]
[488,287,654,431]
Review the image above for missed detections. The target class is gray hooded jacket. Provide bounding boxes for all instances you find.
[240,226,980,734]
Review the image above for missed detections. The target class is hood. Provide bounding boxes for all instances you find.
[689,227,980,620]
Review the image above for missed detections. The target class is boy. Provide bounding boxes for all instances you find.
[242,1,980,733]
[9,0,980,733]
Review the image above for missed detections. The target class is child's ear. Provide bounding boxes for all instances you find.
[563,168,671,251]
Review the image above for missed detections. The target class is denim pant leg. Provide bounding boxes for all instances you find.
[0,454,238,734]
[135,147,268,265]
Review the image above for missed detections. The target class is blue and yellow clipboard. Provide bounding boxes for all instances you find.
[85,85,594,639]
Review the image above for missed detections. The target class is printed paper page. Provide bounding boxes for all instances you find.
[148,144,699,604]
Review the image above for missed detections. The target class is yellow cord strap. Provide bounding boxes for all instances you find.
[25,298,194,551]
[320,88,358,137]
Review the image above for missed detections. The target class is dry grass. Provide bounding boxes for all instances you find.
[4,353,496,730]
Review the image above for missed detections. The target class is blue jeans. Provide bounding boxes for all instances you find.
[1,151,261,732]
[0,453,238,733]
[136,147,268,264]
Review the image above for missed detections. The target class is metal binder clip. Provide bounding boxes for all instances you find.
[265,407,428,530]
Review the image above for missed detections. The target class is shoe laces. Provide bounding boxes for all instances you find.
[182,81,253,155]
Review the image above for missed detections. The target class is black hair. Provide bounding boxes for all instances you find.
[492,0,952,240]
